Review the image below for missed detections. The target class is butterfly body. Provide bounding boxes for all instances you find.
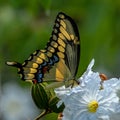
[6,12,80,88]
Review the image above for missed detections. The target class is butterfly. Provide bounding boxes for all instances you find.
[6,12,80,88]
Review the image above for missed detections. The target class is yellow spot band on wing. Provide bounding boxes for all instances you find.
[46,51,52,57]
[60,20,66,29]
[23,61,38,68]
[59,33,66,40]
[60,26,71,40]
[51,41,58,48]
[32,56,43,64]
[48,46,55,53]
[58,38,65,47]
[23,67,37,73]
[58,46,65,52]
[57,52,64,58]
[24,73,35,79]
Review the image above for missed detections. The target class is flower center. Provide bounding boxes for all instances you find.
[87,100,98,113]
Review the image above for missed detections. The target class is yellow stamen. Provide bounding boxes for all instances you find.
[87,100,98,113]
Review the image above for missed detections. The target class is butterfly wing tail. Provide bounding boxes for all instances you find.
[6,61,28,81]
[6,61,22,68]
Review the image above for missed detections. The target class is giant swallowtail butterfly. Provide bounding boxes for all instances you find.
[6,12,80,88]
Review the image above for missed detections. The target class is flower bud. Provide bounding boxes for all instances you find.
[31,82,49,109]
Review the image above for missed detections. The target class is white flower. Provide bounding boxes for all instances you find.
[101,77,120,115]
[62,75,119,120]
[78,59,98,87]
[110,113,120,120]
[1,83,39,120]
[55,59,120,120]
[102,78,120,92]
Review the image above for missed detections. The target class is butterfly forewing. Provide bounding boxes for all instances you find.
[60,13,80,78]
[45,12,80,82]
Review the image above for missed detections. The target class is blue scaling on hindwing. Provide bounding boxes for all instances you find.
[53,55,59,63]
[49,58,54,65]
[48,55,59,65]
[36,61,48,83]
[39,64,42,69]
[36,71,43,83]
[41,61,47,66]
[35,54,59,83]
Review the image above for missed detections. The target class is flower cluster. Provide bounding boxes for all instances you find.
[55,59,120,120]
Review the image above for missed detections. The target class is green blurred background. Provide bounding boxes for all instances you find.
[0,0,120,120]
